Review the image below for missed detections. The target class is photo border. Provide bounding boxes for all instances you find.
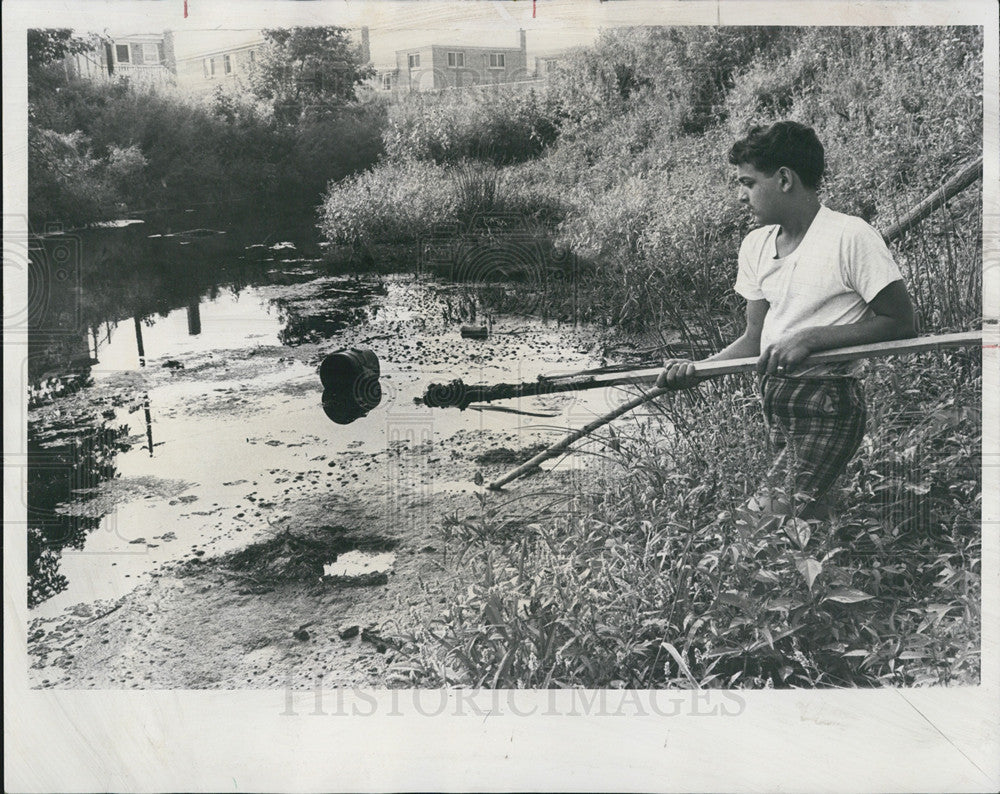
[4,2,998,791]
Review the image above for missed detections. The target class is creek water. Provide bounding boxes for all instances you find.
[25,220,644,618]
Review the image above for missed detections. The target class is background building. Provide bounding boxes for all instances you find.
[385,29,530,93]
[173,36,264,95]
[64,32,174,86]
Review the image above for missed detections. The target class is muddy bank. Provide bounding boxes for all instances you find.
[28,467,586,689]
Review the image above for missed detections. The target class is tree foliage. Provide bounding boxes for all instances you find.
[27,28,94,69]
[27,26,386,229]
[250,26,374,124]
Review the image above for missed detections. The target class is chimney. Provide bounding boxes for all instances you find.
[361,26,371,64]
[162,29,177,74]
[519,28,526,53]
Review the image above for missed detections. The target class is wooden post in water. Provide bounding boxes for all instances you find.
[133,315,146,368]
[487,331,984,491]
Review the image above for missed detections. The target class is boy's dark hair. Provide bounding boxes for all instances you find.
[728,121,825,189]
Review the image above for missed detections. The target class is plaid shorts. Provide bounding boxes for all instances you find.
[759,374,866,508]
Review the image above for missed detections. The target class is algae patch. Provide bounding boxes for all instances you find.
[219,527,396,582]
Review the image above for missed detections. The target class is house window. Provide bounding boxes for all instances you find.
[489,53,505,68]
[249,50,256,64]
[381,73,392,90]
[143,43,159,64]
[224,54,232,74]
[447,52,464,68]
[545,59,558,74]
[115,44,130,63]
[203,57,216,78]
[407,53,420,68]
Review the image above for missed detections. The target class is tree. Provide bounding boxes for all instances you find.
[27,28,93,69]
[249,26,374,124]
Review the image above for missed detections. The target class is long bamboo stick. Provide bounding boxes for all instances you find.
[487,331,983,490]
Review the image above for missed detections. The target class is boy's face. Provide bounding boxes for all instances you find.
[735,163,786,226]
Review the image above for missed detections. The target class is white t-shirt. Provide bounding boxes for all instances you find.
[734,205,903,376]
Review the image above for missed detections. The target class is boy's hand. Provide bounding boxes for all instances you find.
[757,330,814,376]
[656,359,699,390]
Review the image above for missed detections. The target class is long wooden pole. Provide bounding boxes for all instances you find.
[487,331,983,490]
[881,157,983,243]
[546,331,984,390]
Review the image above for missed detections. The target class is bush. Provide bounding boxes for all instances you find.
[28,74,386,228]
[287,101,388,201]
[383,88,561,166]
[29,127,146,228]
[319,159,456,247]
[725,27,983,225]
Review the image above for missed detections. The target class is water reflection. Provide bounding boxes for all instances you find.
[27,415,133,607]
[273,278,387,346]
[187,301,201,336]
[27,218,326,605]
[29,223,276,383]
[27,217,438,606]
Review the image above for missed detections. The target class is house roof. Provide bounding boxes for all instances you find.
[177,39,265,62]
[395,43,523,55]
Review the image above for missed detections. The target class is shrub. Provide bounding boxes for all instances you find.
[29,74,385,228]
[29,127,146,228]
[383,88,561,166]
[318,159,456,247]
[285,100,388,202]
[725,27,983,225]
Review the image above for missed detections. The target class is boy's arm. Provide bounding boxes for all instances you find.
[657,299,768,389]
[757,280,916,376]
[709,298,768,361]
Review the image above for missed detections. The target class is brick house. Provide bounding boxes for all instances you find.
[379,29,530,94]
[173,27,370,96]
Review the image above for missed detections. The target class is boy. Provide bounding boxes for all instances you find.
[657,121,916,518]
